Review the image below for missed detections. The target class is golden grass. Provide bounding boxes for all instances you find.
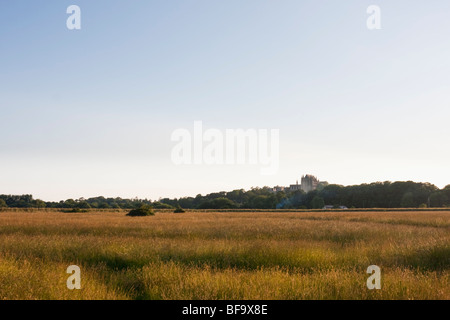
[0,210,448,300]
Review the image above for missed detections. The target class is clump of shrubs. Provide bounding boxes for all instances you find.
[127,204,155,217]
[174,205,185,213]
[61,208,88,213]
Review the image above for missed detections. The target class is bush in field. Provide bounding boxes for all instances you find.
[174,205,185,213]
[67,208,88,213]
[127,204,154,216]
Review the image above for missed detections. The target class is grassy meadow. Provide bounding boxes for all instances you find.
[0,209,448,300]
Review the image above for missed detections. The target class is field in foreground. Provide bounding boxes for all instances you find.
[0,210,448,300]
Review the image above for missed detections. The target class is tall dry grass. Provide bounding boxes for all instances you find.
[0,210,448,299]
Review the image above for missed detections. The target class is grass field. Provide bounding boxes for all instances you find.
[0,210,448,300]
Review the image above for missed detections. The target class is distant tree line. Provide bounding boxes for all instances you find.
[161,181,450,209]
[0,195,171,210]
[1,181,450,210]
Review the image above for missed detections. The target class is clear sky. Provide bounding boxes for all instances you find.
[1,1,450,201]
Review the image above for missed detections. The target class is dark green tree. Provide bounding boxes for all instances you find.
[311,196,325,209]
[400,192,415,208]
[33,199,46,209]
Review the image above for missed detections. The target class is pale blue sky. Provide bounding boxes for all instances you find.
[1,1,450,201]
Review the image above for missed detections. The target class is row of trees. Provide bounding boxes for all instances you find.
[0,195,172,210]
[159,181,450,209]
[1,181,450,210]
[277,181,450,209]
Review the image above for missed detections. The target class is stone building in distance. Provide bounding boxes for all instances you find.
[272,174,323,193]
[300,174,320,193]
